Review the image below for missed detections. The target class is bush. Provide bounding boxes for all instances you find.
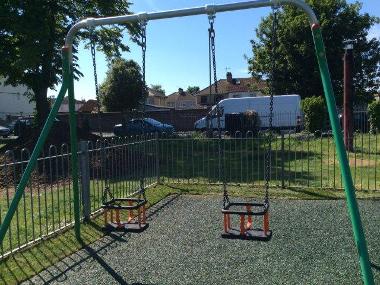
[368,101,380,133]
[301,96,326,133]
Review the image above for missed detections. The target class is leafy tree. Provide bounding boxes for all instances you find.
[150,84,165,95]
[368,100,380,133]
[248,0,380,105]
[187,86,200,94]
[301,96,327,133]
[0,1,139,126]
[100,59,144,112]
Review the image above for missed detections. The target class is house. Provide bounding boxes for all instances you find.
[196,72,267,106]
[54,96,84,113]
[78,99,98,113]
[146,88,167,107]
[166,88,198,110]
[0,77,35,120]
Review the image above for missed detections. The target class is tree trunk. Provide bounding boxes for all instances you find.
[32,87,50,127]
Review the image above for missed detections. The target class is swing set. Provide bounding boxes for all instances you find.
[0,1,374,284]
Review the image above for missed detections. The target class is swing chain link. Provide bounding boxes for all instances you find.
[141,20,147,92]
[264,5,279,203]
[90,28,101,117]
[208,14,218,96]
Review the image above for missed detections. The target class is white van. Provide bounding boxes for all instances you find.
[194,95,302,130]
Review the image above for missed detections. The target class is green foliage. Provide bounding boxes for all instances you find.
[247,81,269,95]
[368,101,380,133]
[0,1,139,125]
[301,96,327,133]
[100,59,144,112]
[150,84,165,95]
[248,0,380,106]
[187,86,200,94]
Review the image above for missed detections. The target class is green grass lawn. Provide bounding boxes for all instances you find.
[0,175,158,257]
[158,133,380,191]
[1,182,379,284]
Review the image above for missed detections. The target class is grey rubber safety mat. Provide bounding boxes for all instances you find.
[24,195,380,285]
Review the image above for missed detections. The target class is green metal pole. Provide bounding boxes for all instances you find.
[0,51,70,246]
[311,24,374,285]
[65,47,81,240]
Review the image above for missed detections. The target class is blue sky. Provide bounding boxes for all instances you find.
[61,0,380,101]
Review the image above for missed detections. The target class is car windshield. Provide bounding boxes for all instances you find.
[144,118,162,126]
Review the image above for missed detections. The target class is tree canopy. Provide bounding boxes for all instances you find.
[187,86,200,94]
[100,59,144,112]
[0,1,139,125]
[150,84,165,95]
[248,0,380,105]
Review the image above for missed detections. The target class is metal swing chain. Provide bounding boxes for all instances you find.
[208,15,218,95]
[264,5,279,203]
[90,27,111,203]
[140,20,147,134]
[209,14,228,207]
[90,29,102,127]
[139,20,148,200]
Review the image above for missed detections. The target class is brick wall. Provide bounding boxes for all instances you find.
[57,108,210,133]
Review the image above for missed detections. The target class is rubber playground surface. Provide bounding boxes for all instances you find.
[24,195,379,285]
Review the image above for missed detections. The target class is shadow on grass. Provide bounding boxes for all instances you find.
[288,187,340,200]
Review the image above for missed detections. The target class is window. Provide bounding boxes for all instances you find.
[200,96,207,104]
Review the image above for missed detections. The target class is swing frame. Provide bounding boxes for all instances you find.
[0,1,374,284]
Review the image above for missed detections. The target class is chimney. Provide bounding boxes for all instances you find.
[226,72,233,83]
[178,88,185,95]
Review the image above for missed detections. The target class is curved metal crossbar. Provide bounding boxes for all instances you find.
[0,1,374,284]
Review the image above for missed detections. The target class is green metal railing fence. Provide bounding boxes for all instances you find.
[158,132,380,192]
[0,137,157,259]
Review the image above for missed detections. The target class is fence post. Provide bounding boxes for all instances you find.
[79,141,91,222]
[155,132,160,184]
[281,133,285,189]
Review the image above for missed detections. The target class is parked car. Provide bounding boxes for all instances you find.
[0,126,11,138]
[13,118,33,136]
[113,118,175,136]
[7,121,16,133]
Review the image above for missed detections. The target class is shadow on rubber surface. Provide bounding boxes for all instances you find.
[25,195,181,285]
